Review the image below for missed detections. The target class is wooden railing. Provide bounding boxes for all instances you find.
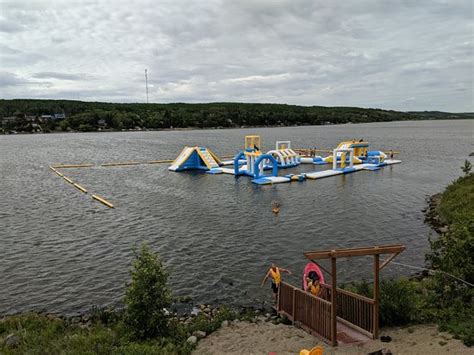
[336,287,374,336]
[278,281,294,318]
[320,284,375,337]
[278,282,376,344]
[294,288,332,341]
[278,282,332,343]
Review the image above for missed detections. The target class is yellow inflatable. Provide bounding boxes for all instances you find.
[322,140,368,165]
[300,345,324,355]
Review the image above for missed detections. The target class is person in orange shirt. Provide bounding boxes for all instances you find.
[261,263,292,300]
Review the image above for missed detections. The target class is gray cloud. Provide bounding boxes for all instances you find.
[0,72,32,87]
[0,20,25,33]
[33,72,93,81]
[0,0,472,111]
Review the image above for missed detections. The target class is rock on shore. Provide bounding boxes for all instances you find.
[424,193,449,234]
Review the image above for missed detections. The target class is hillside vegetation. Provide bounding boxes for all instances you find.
[1,99,472,133]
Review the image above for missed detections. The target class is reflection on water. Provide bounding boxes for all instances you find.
[0,120,472,315]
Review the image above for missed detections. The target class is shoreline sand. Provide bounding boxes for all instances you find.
[193,321,469,355]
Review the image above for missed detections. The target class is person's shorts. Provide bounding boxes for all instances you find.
[271,282,279,294]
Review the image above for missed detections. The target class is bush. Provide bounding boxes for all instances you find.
[344,278,422,327]
[379,279,420,326]
[437,173,474,226]
[424,171,474,346]
[124,244,172,340]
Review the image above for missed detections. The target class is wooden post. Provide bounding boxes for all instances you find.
[331,257,337,346]
[373,254,380,339]
[292,287,296,323]
[277,283,281,312]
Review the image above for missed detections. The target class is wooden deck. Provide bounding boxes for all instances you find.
[277,282,375,346]
[277,244,406,346]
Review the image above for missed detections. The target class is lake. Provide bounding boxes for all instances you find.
[0,119,472,315]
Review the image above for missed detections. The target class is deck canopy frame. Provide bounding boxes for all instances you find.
[303,244,405,346]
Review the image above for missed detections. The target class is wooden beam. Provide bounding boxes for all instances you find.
[304,244,405,260]
[373,254,380,339]
[379,252,401,271]
[330,257,338,347]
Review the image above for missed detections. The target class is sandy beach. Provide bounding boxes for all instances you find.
[194,321,471,355]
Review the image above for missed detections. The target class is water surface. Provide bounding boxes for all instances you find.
[1,120,472,314]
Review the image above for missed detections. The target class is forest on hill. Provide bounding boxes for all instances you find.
[1,99,472,133]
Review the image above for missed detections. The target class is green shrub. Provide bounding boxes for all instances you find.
[379,279,419,326]
[424,172,474,346]
[124,244,172,340]
[343,278,423,327]
[437,173,474,226]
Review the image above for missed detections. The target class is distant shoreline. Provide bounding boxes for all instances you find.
[2,117,472,136]
[2,99,472,135]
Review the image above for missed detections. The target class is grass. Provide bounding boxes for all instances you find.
[0,312,189,354]
[0,308,239,354]
[438,173,474,226]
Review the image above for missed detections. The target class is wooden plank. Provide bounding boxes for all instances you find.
[292,287,296,324]
[304,244,405,259]
[277,281,281,312]
[373,254,380,339]
[330,257,337,347]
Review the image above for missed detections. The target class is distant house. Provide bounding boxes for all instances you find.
[98,119,107,127]
[53,113,66,120]
[41,115,53,120]
[1,116,18,125]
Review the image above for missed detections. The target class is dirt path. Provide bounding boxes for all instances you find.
[193,321,471,355]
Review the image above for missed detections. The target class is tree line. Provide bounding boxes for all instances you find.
[1,99,472,133]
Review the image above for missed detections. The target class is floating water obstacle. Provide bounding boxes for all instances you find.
[169,135,401,185]
[168,146,222,172]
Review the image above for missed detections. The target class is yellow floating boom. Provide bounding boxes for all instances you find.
[73,183,88,193]
[63,176,74,184]
[52,164,94,169]
[147,159,174,164]
[101,161,141,167]
[92,194,114,208]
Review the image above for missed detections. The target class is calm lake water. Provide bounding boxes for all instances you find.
[0,120,472,315]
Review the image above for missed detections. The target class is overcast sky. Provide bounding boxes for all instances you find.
[0,0,472,111]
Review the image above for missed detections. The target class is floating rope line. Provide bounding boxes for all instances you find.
[317,243,474,288]
[388,260,474,287]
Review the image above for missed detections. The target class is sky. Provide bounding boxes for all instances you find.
[0,0,473,112]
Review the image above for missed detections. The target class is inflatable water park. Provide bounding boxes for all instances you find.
[169,135,401,185]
